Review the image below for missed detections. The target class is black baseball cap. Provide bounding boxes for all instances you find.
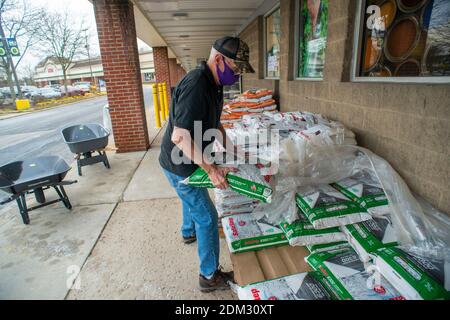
[213,36,255,73]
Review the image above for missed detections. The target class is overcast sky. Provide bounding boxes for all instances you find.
[14,0,150,77]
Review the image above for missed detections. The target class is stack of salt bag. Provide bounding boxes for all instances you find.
[331,169,390,216]
[371,247,450,300]
[279,209,347,247]
[215,188,260,218]
[329,169,398,262]
[305,247,405,300]
[220,89,277,128]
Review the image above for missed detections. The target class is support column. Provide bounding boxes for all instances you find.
[168,58,178,88]
[153,46,172,104]
[93,0,149,152]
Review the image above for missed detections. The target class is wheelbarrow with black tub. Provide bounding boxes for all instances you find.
[0,156,77,224]
[62,123,111,176]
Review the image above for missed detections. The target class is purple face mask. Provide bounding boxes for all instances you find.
[216,57,239,86]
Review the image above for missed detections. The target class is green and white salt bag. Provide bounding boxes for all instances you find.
[280,210,346,247]
[372,247,450,300]
[307,241,351,254]
[296,184,370,230]
[331,169,390,216]
[184,165,273,203]
[341,214,398,262]
[306,248,404,300]
[237,271,336,300]
[222,213,288,253]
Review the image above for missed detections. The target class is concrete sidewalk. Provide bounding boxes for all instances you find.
[0,127,236,300]
[67,129,235,300]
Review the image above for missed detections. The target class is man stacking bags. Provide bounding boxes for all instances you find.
[296,185,371,229]
[331,170,390,216]
[183,164,273,203]
[372,247,450,300]
[280,210,346,246]
[306,249,404,300]
[221,213,288,253]
[307,241,351,254]
[341,215,398,262]
[237,271,336,300]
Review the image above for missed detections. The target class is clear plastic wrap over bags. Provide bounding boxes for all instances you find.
[253,144,450,260]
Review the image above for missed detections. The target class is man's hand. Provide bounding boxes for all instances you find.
[205,165,238,190]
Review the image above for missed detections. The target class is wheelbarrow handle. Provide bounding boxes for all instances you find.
[59,180,78,186]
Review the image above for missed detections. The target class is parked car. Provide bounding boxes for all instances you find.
[59,85,85,96]
[73,81,92,93]
[29,88,62,100]
[1,86,18,98]
[21,85,38,95]
[45,84,62,91]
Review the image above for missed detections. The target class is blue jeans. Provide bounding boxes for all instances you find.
[162,167,219,278]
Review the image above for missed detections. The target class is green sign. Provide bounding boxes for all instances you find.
[0,41,5,57]
[8,38,20,56]
[0,38,20,56]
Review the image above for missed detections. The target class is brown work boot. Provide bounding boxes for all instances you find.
[182,234,197,244]
[199,267,235,293]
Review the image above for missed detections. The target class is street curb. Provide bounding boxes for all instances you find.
[0,95,108,121]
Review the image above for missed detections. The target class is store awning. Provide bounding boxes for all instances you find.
[133,0,278,70]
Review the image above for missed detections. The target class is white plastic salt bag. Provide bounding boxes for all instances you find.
[332,169,390,216]
[306,248,404,300]
[341,214,398,262]
[221,213,288,253]
[372,247,450,300]
[296,184,371,229]
[237,272,334,300]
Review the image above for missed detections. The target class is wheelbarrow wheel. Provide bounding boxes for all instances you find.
[34,187,46,204]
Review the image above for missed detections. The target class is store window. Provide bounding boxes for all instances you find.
[144,72,155,82]
[352,0,450,83]
[296,0,329,79]
[264,5,281,79]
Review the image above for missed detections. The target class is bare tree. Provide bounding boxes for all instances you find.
[35,11,85,96]
[0,0,42,100]
[19,62,35,85]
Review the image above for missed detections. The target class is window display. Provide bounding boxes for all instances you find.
[265,6,281,78]
[297,0,329,79]
[355,0,450,80]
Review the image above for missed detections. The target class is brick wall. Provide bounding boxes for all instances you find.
[240,0,450,214]
[93,0,149,152]
[153,46,172,104]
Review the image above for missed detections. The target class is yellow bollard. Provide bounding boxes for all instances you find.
[158,83,167,122]
[152,83,161,128]
[162,82,169,118]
